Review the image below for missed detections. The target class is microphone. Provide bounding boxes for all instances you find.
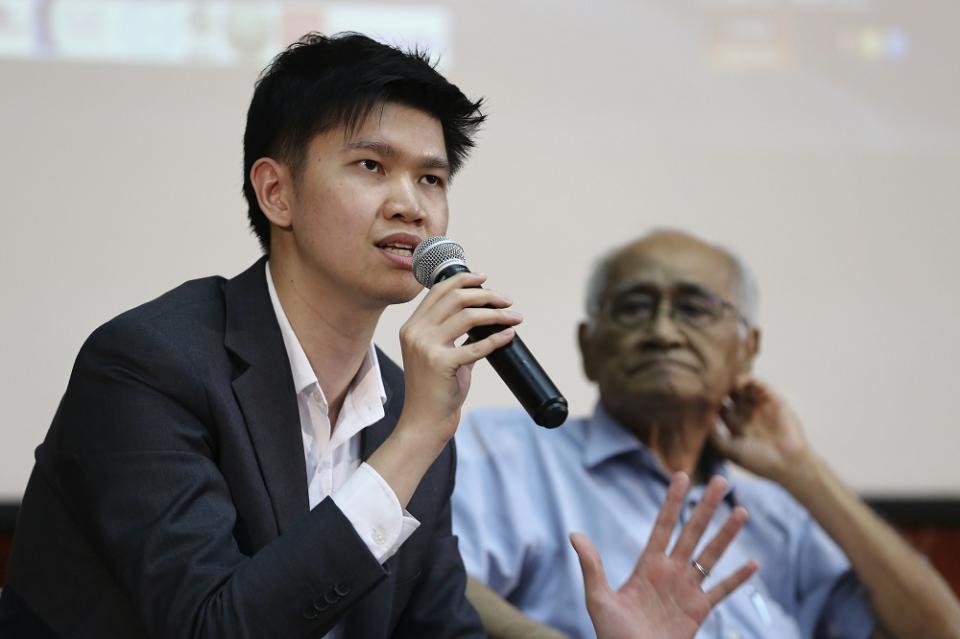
[412,236,568,428]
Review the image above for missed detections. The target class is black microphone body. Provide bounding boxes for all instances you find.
[431,261,568,428]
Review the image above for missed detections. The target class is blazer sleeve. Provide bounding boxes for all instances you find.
[390,440,485,638]
[45,316,388,639]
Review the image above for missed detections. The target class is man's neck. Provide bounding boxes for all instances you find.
[269,255,382,422]
[608,400,716,482]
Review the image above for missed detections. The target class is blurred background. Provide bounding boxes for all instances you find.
[0,0,957,568]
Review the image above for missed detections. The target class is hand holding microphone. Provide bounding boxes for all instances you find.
[412,237,567,428]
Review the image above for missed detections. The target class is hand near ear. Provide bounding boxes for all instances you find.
[710,380,812,487]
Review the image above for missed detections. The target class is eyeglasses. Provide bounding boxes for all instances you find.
[603,286,745,331]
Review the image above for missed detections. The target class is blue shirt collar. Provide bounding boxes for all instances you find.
[582,402,655,471]
[583,402,735,502]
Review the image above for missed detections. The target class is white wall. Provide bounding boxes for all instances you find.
[2,0,958,499]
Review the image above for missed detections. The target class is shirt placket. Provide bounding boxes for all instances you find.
[307,385,335,499]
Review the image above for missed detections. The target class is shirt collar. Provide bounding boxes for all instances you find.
[583,402,735,502]
[582,402,650,471]
[264,261,387,407]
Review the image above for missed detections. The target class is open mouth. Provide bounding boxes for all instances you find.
[375,235,422,270]
[378,243,415,257]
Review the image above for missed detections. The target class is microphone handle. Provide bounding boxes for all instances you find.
[434,264,568,428]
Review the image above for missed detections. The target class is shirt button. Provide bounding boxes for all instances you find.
[372,528,386,545]
[725,632,740,639]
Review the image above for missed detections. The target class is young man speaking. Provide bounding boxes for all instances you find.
[0,34,755,639]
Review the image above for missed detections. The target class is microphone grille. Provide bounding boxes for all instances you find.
[412,236,466,288]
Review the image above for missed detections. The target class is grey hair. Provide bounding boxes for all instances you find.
[584,249,618,324]
[727,250,759,328]
[584,231,760,333]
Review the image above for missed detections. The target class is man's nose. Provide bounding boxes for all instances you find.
[643,302,686,348]
[381,176,425,224]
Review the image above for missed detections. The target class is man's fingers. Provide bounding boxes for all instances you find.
[412,272,514,328]
[710,422,750,466]
[645,472,689,555]
[718,400,743,436]
[440,307,523,345]
[705,560,759,608]
[669,475,726,561]
[726,381,769,424]
[413,271,487,314]
[691,506,748,576]
[421,276,513,319]
[450,327,517,367]
[570,533,611,602]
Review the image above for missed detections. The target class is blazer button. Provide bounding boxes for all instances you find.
[324,590,340,605]
[313,599,330,612]
[303,604,320,620]
[334,582,351,596]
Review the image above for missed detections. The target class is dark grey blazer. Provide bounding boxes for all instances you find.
[0,258,482,638]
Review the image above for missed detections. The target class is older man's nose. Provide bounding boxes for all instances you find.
[643,308,686,348]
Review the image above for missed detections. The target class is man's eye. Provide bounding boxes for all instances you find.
[358,159,380,172]
[613,298,655,319]
[420,174,443,186]
[676,298,714,318]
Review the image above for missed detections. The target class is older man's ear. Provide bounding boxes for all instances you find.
[735,327,761,387]
[578,321,599,382]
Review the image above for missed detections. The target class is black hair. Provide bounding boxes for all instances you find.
[242,32,486,253]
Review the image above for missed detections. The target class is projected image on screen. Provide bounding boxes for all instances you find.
[0,1,451,68]
[621,0,959,153]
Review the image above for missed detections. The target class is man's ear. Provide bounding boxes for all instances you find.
[250,158,293,229]
[735,327,761,386]
[578,321,599,382]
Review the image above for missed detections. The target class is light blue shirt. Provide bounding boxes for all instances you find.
[452,405,874,639]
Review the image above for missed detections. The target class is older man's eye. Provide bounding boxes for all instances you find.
[359,159,381,172]
[613,297,656,321]
[676,298,716,319]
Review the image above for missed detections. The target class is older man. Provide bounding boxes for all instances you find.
[452,230,960,639]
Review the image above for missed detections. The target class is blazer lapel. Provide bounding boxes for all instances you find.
[224,258,309,535]
[224,270,408,635]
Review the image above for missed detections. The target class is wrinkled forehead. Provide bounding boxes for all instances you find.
[605,240,737,301]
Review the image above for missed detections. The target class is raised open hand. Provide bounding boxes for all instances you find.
[570,473,757,639]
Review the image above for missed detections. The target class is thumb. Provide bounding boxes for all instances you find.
[570,533,610,600]
[710,420,743,463]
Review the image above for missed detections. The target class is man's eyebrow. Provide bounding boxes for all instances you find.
[673,281,720,299]
[420,155,451,171]
[608,280,719,298]
[609,281,658,297]
[343,139,450,171]
[344,139,399,157]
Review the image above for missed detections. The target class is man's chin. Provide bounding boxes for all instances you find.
[374,282,422,307]
[620,388,714,420]
[630,376,703,400]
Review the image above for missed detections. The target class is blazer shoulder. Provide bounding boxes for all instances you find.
[82,274,229,356]
[110,274,227,329]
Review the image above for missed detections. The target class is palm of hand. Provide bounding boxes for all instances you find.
[590,554,711,639]
[571,474,758,639]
